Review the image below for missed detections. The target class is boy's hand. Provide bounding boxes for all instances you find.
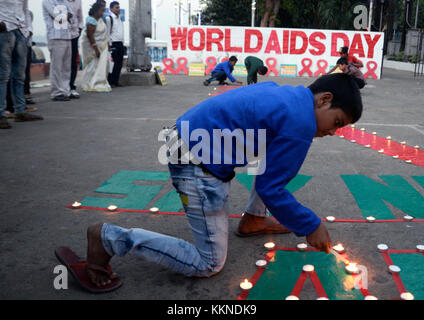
[306,223,332,253]
[235,80,243,85]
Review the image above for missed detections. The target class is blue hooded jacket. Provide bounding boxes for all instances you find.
[176,82,321,236]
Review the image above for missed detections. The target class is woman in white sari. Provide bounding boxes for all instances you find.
[80,3,111,92]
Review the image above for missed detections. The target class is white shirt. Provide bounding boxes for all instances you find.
[66,0,83,39]
[105,11,124,43]
[0,0,31,38]
[42,0,73,40]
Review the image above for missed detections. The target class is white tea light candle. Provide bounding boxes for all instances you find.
[264,242,275,250]
[364,295,378,300]
[377,244,388,252]
[345,263,359,274]
[285,295,299,300]
[416,245,424,252]
[366,216,376,223]
[400,292,414,300]
[240,279,253,290]
[297,243,307,251]
[388,265,401,274]
[149,207,159,212]
[326,216,335,223]
[72,201,81,209]
[107,205,118,211]
[302,265,314,272]
[333,244,345,253]
[256,260,267,267]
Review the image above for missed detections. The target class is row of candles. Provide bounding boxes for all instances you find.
[325,214,415,223]
[71,201,160,213]
[341,125,420,165]
[240,241,421,300]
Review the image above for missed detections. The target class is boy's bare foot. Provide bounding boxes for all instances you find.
[86,224,116,287]
[236,212,291,237]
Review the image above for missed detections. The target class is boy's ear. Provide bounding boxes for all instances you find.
[315,92,333,109]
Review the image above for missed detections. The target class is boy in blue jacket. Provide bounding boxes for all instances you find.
[57,73,363,292]
[203,56,243,86]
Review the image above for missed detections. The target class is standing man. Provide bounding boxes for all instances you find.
[244,56,268,85]
[42,0,74,101]
[0,0,43,129]
[106,1,125,88]
[67,0,84,99]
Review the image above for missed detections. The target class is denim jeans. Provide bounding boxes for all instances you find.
[0,29,28,117]
[206,70,227,84]
[101,164,267,277]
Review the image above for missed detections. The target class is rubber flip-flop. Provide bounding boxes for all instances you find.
[54,246,122,293]
[234,229,291,238]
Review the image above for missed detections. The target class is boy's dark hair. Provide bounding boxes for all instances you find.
[337,57,348,65]
[110,1,120,8]
[308,73,363,123]
[229,56,238,62]
[258,66,268,75]
[340,46,349,54]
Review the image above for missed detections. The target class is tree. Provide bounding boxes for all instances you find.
[201,0,252,26]
[260,0,281,27]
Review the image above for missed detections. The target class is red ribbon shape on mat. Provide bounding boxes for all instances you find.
[162,58,175,75]
[205,56,217,75]
[314,59,328,77]
[174,57,189,75]
[265,57,278,76]
[364,61,378,80]
[298,58,313,77]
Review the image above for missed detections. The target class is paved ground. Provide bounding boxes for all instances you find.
[0,68,423,300]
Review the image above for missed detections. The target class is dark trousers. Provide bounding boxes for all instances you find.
[24,46,32,95]
[70,37,79,90]
[206,71,227,84]
[108,41,124,86]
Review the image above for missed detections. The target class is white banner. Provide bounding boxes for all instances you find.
[153,26,384,79]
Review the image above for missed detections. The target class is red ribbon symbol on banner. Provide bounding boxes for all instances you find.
[266,57,278,76]
[299,58,313,77]
[205,56,217,75]
[314,59,328,77]
[364,61,378,80]
[162,58,175,75]
[174,57,189,75]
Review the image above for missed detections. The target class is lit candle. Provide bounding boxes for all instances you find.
[107,205,118,211]
[392,155,399,159]
[256,259,267,267]
[333,243,345,254]
[339,135,345,138]
[71,201,82,209]
[360,128,365,131]
[350,140,356,143]
[345,263,359,274]
[400,292,414,300]
[400,141,406,145]
[351,125,355,128]
[149,207,159,212]
[364,295,378,300]
[302,264,315,272]
[285,295,300,300]
[240,279,253,290]
[414,145,420,149]
[416,245,424,253]
[297,243,307,251]
[366,216,376,223]
[388,265,401,274]
[365,145,371,148]
[403,215,414,222]
[386,136,392,140]
[264,242,275,250]
[326,216,336,223]
[316,297,329,300]
[372,132,377,135]
[378,149,384,153]
[405,160,412,164]
[377,244,389,252]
